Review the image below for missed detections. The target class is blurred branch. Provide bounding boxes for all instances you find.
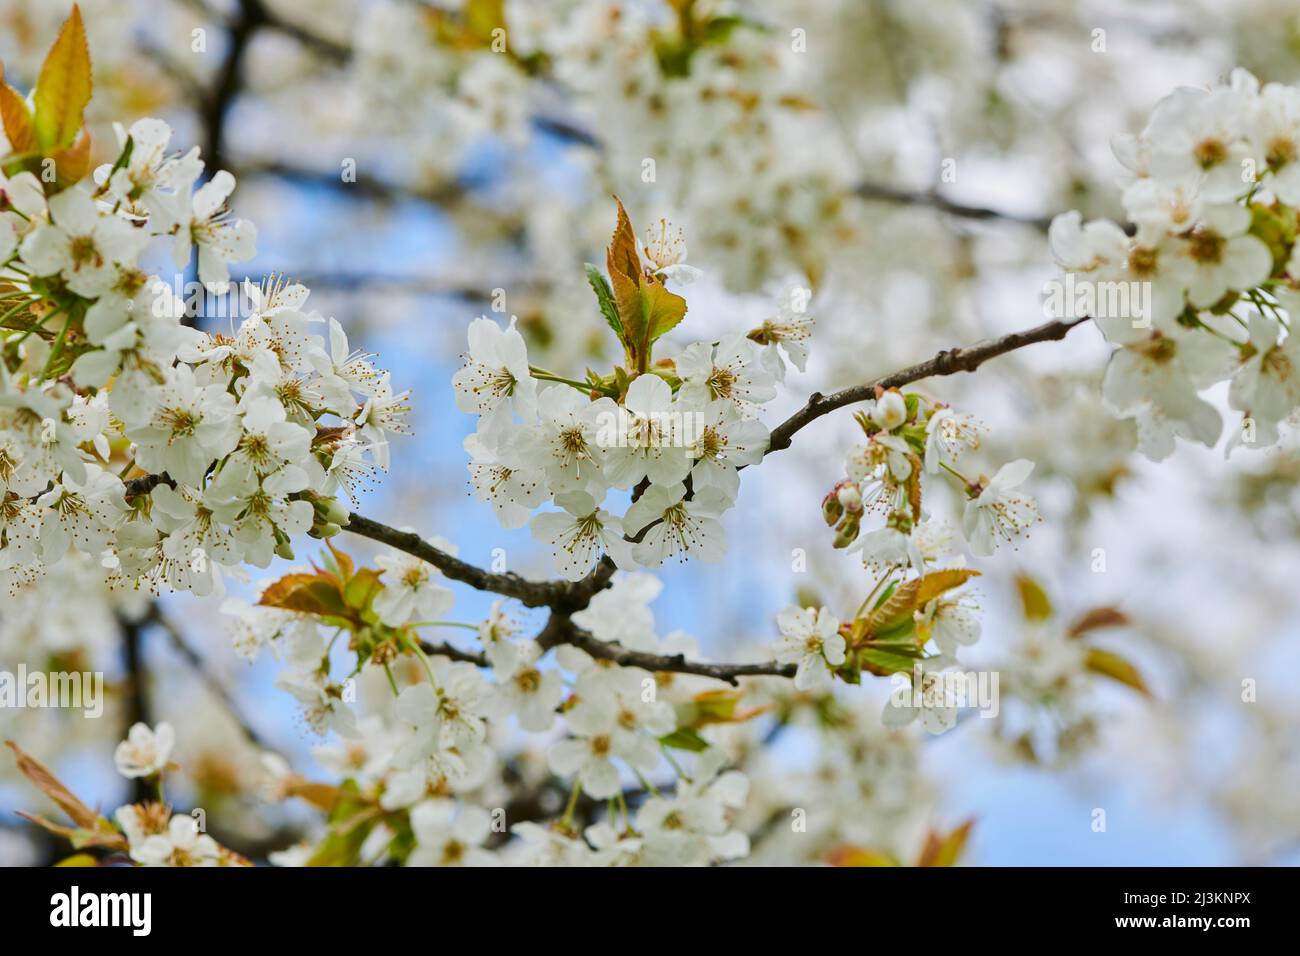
[228,269,507,301]
[853,181,1053,231]
[147,604,269,750]
[418,639,488,668]
[118,615,152,804]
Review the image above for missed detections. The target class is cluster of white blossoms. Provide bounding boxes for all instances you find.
[0,113,407,595]
[768,388,1039,730]
[1050,69,1300,460]
[8,6,1250,868]
[451,206,810,580]
[218,567,753,866]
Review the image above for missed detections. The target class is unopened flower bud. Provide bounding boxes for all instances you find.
[318,496,351,526]
[836,481,863,513]
[870,390,908,431]
[833,512,861,548]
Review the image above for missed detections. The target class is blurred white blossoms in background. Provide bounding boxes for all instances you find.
[1052,68,1300,461]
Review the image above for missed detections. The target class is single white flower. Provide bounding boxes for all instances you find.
[114,721,175,778]
[124,363,241,484]
[372,544,456,628]
[774,605,845,691]
[622,481,728,566]
[498,641,565,732]
[883,666,959,735]
[451,315,538,435]
[749,290,814,379]
[407,800,495,867]
[20,188,148,298]
[530,490,634,581]
[597,374,692,490]
[1173,202,1272,310]
[679,398,768,503]
[131,814,221,867]
[166,170,257,293]
[641,217,702,284]
[924,406,984,473]
[676,336,776,419]
[1228,312,1300,441]
[515,386,615,495]
[962,459,1040,556]
[869,390,908,431]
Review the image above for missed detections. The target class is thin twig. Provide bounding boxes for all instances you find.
[766,316,1091,454]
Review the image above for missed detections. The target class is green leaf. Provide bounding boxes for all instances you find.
[306,817,377,867]
[914,568,980,606]
[343,567,383,613]
[860,567,980,638]
[857,645,925,676]
[659,728,710,752]
[33,5,93,151]
[585,263,623,337]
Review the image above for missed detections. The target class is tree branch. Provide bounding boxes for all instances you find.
[534,614,793,687]
[766,316,1091,454]
[342,512,569,609]
[417,639,488,668]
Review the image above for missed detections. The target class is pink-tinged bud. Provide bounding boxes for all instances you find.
[836,481,863,513]
[832,512,861,548]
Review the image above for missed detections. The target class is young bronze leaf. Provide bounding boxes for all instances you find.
[0,66,38,155]
[825,845,900,867]
[905,452,923,521]
[33,4,93,151]
[606,195,642,288]
[917,818,975,867]
[325,539,356,581]
[258,571,348,619]
[1084,647,1150,696]
[49,127,92,186]
[1067,606,1131,638]
[7,740,102,831]
[283,780,349,812]
[605,196,688,370]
